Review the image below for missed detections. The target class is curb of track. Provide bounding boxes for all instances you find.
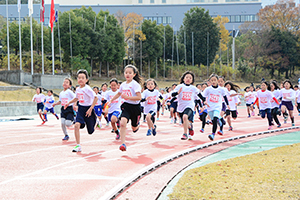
[100,126,300,200]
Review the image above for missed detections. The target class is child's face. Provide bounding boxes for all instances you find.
[102,85,107,92]
[207,80,211,86]
[210,77,218,86]
[261,83,267,91]
[110,82,118,91]
[47,91,52,96]
[256,88,260,91]
[160,90,164,94]
[63,79,70,90]
[270,84,274,91]
[202,85,207,90]
[250,86,254,92]
[295,87,298,91]
[93,88,99,94]
[218,78,225,87]
[197,85,201,90]
[117,83,121,89]
[183,74,193,85]
[77,73,88,86]
[124,68,136,82]
[172,85,176,90]
[284,82,291,89]
[225,84,231,91]
[246,88,249,92]
[147,81,155,90]
[36,88,40,94]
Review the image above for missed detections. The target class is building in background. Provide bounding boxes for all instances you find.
[0,0,261,31]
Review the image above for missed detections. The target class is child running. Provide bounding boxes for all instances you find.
[108,65,142,151]
[32,87,46,124]
[203,74,229,141]
[244,86,254,117]
[253,81,279,129]
[224,81,240,131]
[141,79,163,136]
[43,90,59,124]
[53,78,76,141]
[93,86,103,129]
[280,79,295,125]
[104,78,122,140]
[64,69,98,152]
[269,80,281,127]
[171,71,205,140]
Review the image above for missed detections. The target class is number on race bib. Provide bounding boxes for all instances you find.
[260,97,268,104]
[147,96,156,104]
[110,95,118,103]
[61,98,68,106]
[123,90,132,97]
[182,92,192,101]
[209,94,220,103]
[78,93,84,103]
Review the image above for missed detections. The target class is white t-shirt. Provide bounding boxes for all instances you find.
[296,90,300,103]
[280,88,295,102]
[142,89,161,114]
[174,84,199,113]
[203,86,227,112]
[101,91,107,101]
[59,89,76,106]
[105,90,121,114]
[227,90,239,111]
[44,95,55,109]
[32,93,45,103]
[119,80,141,105]
[95,93,102,106]
[75,85,96,106]
[256,90,274,110]
[270,90,281,108]
[244,92,253,105]
[248,91,256,103]
[170,90,178,102]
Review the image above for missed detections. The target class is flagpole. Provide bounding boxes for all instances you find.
[30,15,33,75]
[18,3,22,70]
[58,12,62,72]
[52,29,54,75]
[163,26,165,79]
[41,10,44,74]
[6,0,10,70]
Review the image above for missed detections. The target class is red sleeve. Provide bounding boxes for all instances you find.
[253,97,258,105]
[273,97,279,104]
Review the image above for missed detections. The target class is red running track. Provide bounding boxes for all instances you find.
[0,107,298,199]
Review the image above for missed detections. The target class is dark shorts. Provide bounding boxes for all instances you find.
[246,103,252,107]
[108,111,121,122]
[260,108,271,118]
[45,107,55,114]
[226,110,237,118]
[221,102,227,112]
[121,102,141,127]
[75,104,97,134]
[147,110,156,123]
[281,101,294,111]
[37,102,44,113]
[157,101,161,112]
[194,100,201,107]
[179,108,194,123]
[61,106,74,121]
[170,101,178,112]
[94,105,102,117]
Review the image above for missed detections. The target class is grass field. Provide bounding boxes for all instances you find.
[0,79,255,102]
[168,143,300,199]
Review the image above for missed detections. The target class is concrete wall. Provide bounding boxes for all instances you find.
[0,101,61,117]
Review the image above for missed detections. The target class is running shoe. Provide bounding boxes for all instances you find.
[200,128,204,133]
[115,132,120,140]
[133,126,139,133]
[143,120,146,123]
[111,129,115,133]
[174,118,177,124]
[106,122,110,127]
[97,124,102,129]
[161,112,164,115]
[147,129,152,136]
[157,118,159,121]
[119,143,127,151]
[292,123,295,126]
[72,145,82,152]
[170,119,174,124]
[62,135,69,141]
[228,126,233,131]
[277,124,281,128]
[251,111,255,116]
[152,125,157,136]
[56,115,59,120]
[189,124,194,136]
[41,120,46,125]
[208,134,215,141]
[181,133,188,140]
[248,115,251,118]
[209,120,213,125]
[284,115,288,124]
[188,134,193,140]
[217,130,223,135]
[268,126,272,130]
[179,121,182,125]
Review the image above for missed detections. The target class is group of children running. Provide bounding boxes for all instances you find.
[32,65,299,153]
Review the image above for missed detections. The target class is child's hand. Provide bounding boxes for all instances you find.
[178,87,183,94]
[86,107,93,117]
[121,94,129,100]
[64,103,69,110]
[227,105,230,110]
[73,105,78,112]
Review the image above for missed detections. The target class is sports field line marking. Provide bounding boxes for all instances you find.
[0,136,180,185]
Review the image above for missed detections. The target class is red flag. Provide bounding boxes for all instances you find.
[50,0,55,32]
[40,0,45,22]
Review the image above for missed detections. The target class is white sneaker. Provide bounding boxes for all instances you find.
[170,119,174,124]
[188,135,193,140]
[72,145,81,152]
[106,122,109,127]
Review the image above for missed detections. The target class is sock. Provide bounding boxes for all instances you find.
[212,117,218,133]
[291,117,295,123]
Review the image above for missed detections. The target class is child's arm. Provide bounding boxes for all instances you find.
[122,92,142,101]
[86,96,98,117]
[107,92,122,106]
[64,97,78,109]
[53,101,61,107]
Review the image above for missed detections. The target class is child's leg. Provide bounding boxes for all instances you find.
[201,112,207,129]
[43,110,48,121]
[289,110,294,124]
[247,106,250,115]
[38,110,44,121]
[120,117,128,144]
[146,113,154,129]
[266,109,272,126]
[227,115,232,127]
[212,116,218,133]
[272,108,280,125]
[74,122,81,144]
[111,115,118,131]
[170,107,174,119]
[61,118,68,136]
[182,114,189,134]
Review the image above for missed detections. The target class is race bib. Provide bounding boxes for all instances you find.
[36,97,41,103]
[147,96,156,104]
[182,92,192,101]
[61,98,68,106]
[270,98,275,103]
[123,89,132,97]
[78,93,84,103]
[228,96,233,102]
[209,94,220,103]
[110,95,118,104]
[260,97,268,104]
[283,93,290,98]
